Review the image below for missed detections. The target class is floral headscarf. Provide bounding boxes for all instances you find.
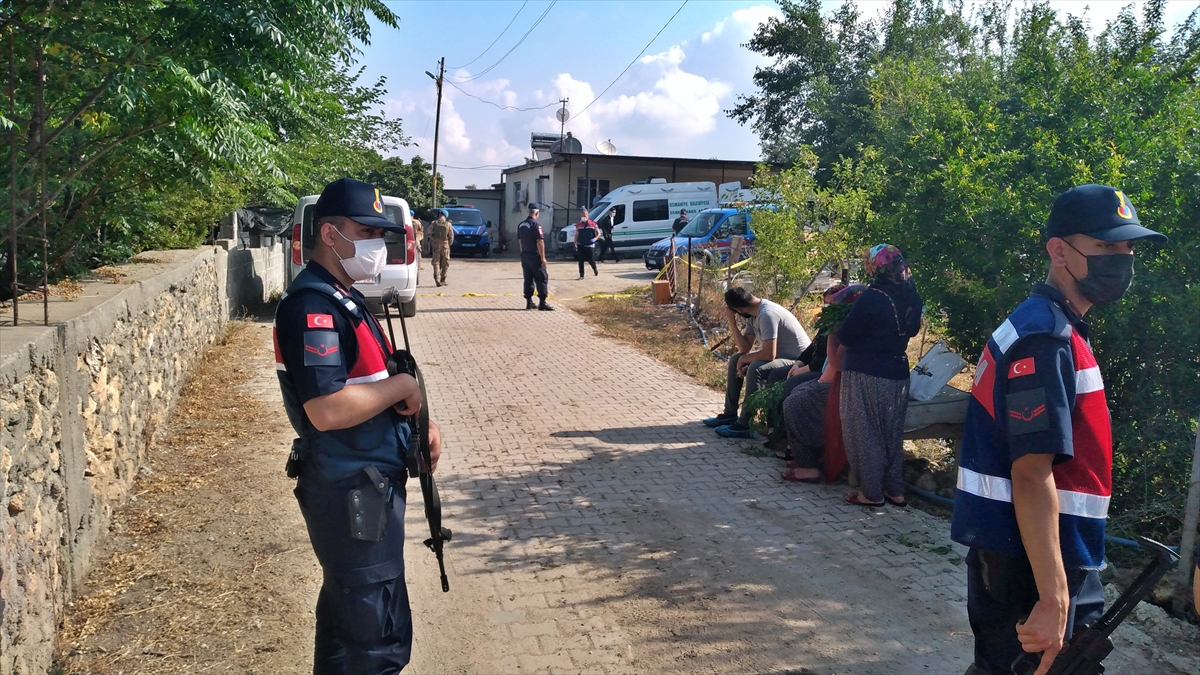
[864,244,923,337]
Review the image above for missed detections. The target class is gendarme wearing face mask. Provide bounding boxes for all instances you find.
[950,183,1166,675]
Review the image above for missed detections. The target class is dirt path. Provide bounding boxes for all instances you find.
[56,257,1193,675]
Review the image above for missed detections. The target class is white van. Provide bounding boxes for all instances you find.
[557,180,718,255]
[287,194,419,317]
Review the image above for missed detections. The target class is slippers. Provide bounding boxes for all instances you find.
[844,491,885,507]
[885,495,908,507]
[774,449,793,460]
[782,469,822,483]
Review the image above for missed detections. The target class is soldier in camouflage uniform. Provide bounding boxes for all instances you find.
[429,212,454,287]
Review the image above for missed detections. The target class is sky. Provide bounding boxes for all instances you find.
[362,1,1199,189]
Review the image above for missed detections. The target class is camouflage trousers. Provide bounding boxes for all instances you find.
[432,243,450,283]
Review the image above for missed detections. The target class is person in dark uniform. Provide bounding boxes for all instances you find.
[951,185,1166,675]
[597,208,621,263]
[672,208,689,235]
[518,203,553,311]
[274,177,444,675]
[574,208,599,279]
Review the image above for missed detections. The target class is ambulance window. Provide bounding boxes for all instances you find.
[632,199,668,222]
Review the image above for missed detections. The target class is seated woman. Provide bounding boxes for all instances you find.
[766,285,845,394]
[779,285,864,482]
[838,244,923,507]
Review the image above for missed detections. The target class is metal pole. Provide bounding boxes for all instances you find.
[584,158,590,208]
[428,58,444,210]
[8,30,18,325]
[687,235,693,306]
[1177,412,1200,589]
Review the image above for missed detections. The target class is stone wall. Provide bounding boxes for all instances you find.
[0,244,282,675]
[219,239,288,315]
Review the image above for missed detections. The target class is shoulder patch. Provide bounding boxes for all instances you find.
[303,331,342,366]
[1007,388,1049,436]
[307,313,334,329]
[1008,357,1036,379]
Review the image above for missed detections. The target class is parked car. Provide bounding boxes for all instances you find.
[643,207,755,270]
[557,179,719,256]
[440,206,492,257]
[287,194,419,317]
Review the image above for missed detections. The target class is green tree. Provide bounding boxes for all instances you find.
[1,0,405,290]
[364,155,443,213]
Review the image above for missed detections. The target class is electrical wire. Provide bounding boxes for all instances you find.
[571,0,688,121]
[445,79,559,112]
[439,163,516,170]
[452,0,558,83]
[450,0,529,70]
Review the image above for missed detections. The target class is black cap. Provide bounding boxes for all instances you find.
[313,178,401,230]
[1046,184,1166,243]
[528,202,540,212]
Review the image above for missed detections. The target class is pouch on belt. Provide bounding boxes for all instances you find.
[348,464,392,542]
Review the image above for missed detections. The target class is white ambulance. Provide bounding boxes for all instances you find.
[557,179,719,255]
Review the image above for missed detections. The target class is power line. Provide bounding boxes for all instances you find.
[440,163,515,170]
[572,0,688,121]
[445,79,559,112]
[450,0,529,70]
[453,0,557,83]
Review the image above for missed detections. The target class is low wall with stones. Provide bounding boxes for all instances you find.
[0,243,282,675]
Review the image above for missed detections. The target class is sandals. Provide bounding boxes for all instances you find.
[885,495,908,507]
[844,491,885,507]
[782,468,822,483]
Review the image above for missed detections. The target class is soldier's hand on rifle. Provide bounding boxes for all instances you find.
[389,373,423,416]
[428,420,442,473]
[1016,595,1068,675]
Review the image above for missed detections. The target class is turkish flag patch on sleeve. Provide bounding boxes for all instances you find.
[307,313,334,329]
[1008,357,1036,379]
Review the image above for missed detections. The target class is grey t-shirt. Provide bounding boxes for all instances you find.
[743,300,811,360]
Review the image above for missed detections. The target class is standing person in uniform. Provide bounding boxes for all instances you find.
[951,185,1167,675]
[574,208,599,279]
[273,177,445,674]
[429,212,454,287]
[518,203,554,311]
[597,208,621,263]
[411,217,424,276]
[672,208,689,235]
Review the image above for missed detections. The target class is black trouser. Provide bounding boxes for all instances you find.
[597,235,620,261]
[577,246,597,276]
[521,252,549,299]
[966,547,1104,674]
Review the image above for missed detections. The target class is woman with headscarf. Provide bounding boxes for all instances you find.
[838,244,923,507]
[780,284,864,482]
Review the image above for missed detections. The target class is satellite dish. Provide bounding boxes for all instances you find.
[597,139,617,155]
[555,107,570,123]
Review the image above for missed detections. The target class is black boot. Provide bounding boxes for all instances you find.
[538,298,554,311]
[525,298,536,310]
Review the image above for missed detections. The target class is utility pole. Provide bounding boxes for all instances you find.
[557,98,569,144]
[426,57,445,210]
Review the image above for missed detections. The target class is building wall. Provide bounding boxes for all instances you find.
[0,244,284,675]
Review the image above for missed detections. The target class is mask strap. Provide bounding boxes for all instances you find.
[1060,237,1088,284]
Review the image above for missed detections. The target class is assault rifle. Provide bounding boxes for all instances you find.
[381,288,452,592]
[1012,537,1179,675]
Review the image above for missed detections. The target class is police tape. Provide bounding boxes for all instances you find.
[415,292,516,297]
[656,256,752,278]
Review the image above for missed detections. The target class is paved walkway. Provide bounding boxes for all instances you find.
[393,257,976,674]
[344,256,1170,674]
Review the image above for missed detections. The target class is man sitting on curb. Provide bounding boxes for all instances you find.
[704,287,811,439]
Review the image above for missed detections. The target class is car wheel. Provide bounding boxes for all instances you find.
[401,296,416,318]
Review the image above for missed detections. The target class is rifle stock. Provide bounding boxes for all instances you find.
[1012,537,1179,675]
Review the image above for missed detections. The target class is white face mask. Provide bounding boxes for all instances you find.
[332,226,387,282]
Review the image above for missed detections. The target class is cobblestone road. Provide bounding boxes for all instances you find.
[365,256,1164,674]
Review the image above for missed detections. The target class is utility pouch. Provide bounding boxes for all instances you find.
[977,548,1037,607]
[285,438,304,479]
[348,465,392,542]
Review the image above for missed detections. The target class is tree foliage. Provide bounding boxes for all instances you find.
[364,155,442,215]
[1,0,406,291]
[738,0,1200,540]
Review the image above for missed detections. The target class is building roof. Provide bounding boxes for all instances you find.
[501,151,769,175]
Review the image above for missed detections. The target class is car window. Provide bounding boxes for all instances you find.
[302,204,317,251]
[678,212,721,238]
[632,199,669,222]
[611,204,626,225]
[716,213,747,238]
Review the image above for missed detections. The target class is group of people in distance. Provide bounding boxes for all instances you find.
[704,243,923,509]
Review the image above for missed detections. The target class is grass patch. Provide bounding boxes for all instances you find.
[572,286,728,391]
